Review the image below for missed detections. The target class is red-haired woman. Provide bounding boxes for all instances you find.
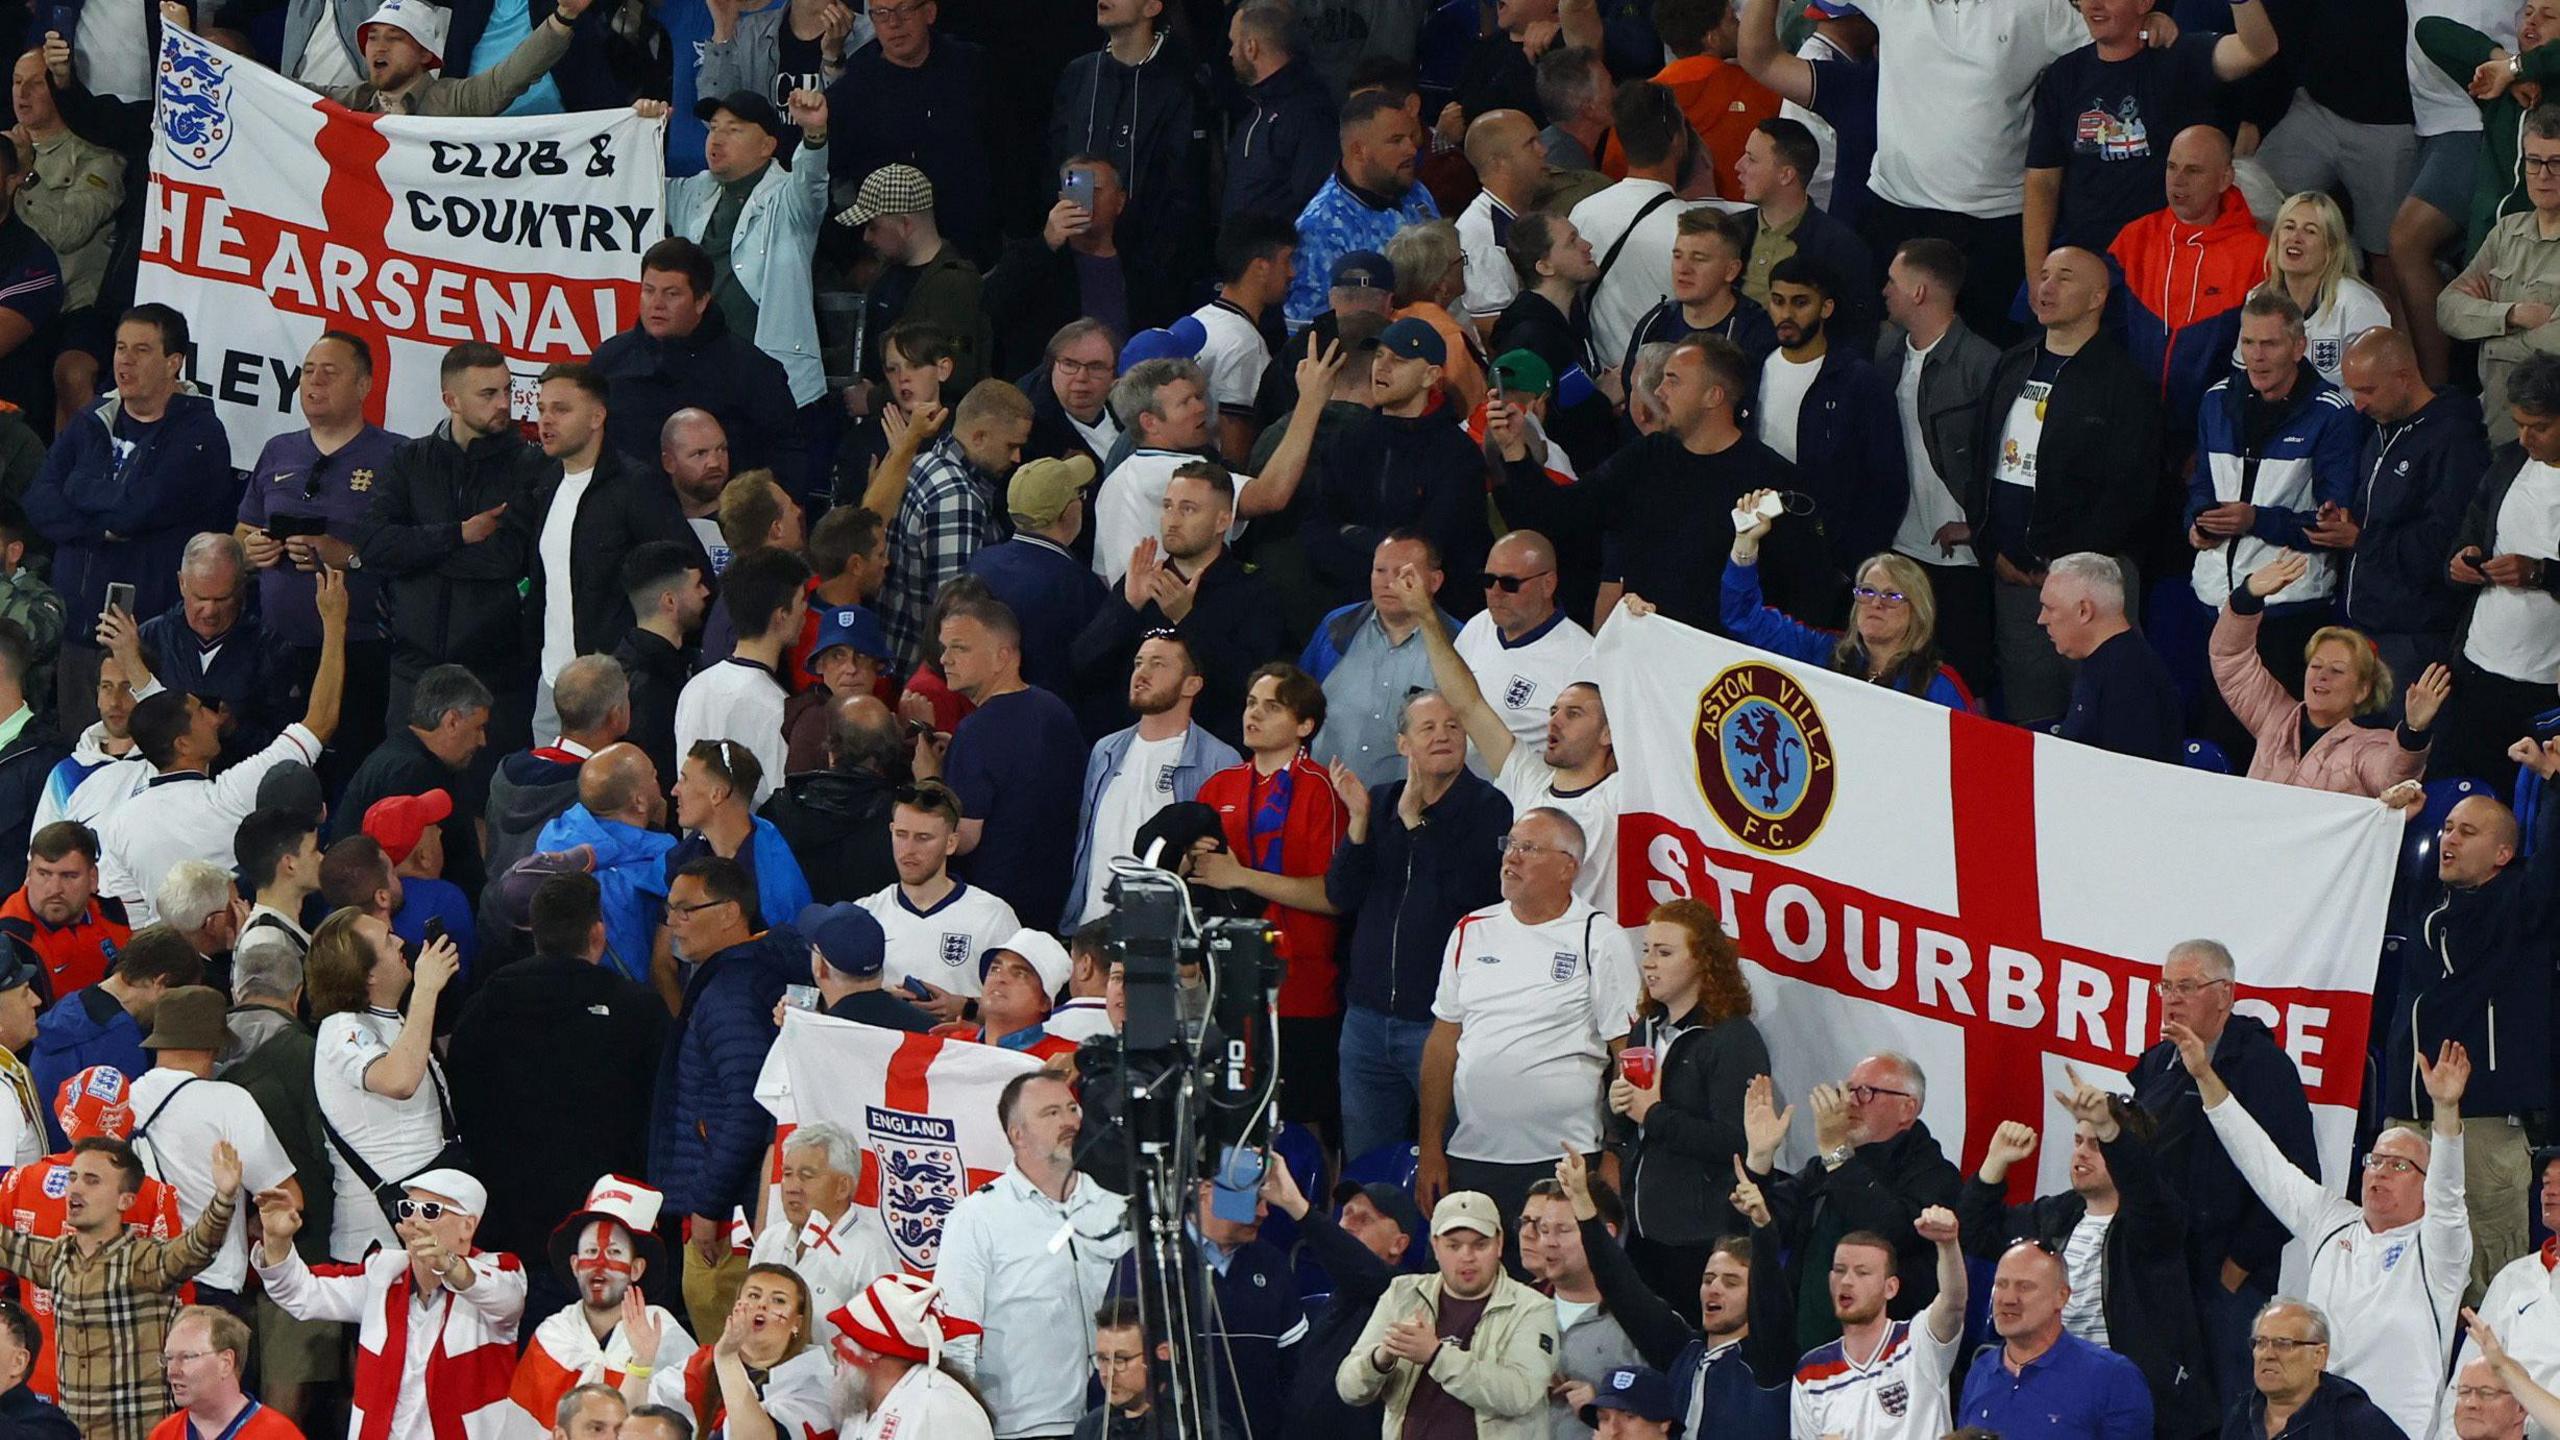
[1608,897,1770,1321]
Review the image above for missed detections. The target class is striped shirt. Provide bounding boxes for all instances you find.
[1790,1315,1958,1440]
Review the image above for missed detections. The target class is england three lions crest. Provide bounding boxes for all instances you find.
[158,37,236,172]
[866,1104,965,1271]
[1693,661,1835,853]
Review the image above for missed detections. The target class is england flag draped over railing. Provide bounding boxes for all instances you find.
[1593,611,2399,1193]
[755,1013,1041,1275]
[139,25,665,467]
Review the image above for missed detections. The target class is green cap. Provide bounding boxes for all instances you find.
[1490,348,1554,397]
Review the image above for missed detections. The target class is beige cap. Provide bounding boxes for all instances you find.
[1430,1191,1502,1239]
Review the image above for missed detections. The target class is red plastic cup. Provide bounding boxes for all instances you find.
[1620,1046,1658,1089]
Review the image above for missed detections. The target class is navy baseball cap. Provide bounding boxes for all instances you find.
[812,605,893,664]
[1330,1179,1425,1239]
[1580,1368,1683,1431]
[797,902,886,978]
[1331,250,1393,289]
[1378,317,1447,366]
[1118,315,1210,373]
[0,935,47,1006]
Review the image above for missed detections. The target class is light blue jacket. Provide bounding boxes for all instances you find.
[1060,722,1242,930]
[669,139,830,405]
[536,804,678,982]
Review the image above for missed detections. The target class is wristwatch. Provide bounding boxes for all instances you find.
[1822,1143,1853,1170]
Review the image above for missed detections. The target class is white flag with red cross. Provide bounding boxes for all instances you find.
[1594,612,2394,1195]
[755,1012,1042,1275]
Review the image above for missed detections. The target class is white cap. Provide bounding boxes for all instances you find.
[404,1168,487,1217]
[985,928,1072,1000]
[358,0,452,69]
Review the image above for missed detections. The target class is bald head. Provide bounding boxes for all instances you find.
[825,694,903,774]
[2031,246,2112,331]
[1490,529,1556,571]
[578,743,661,825]
[2164,125,2234,224]
[2341,327,2429,423]
[1465,109,1542,189]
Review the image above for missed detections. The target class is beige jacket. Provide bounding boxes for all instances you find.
[314,16,570,116]
[1335,1271,1558,1440]
[2439,206,2560,444]
[20,131,122,310]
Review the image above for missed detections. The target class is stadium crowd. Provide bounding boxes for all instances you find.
[0,0,2541,1436]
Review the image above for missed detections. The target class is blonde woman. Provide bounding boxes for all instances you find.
[2212,549,2451,794]
[2240,193,2392,384]
[1723,489,1976,708]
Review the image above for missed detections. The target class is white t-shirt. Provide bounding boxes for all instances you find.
[74,0,148,102]
[1786,32,1852,208]
[1091,451,1256,584]
[1457,189,1522,321]
[1081,731,1187,920]
[689,517,734,575]
[2059,1209,2113,1346]
[1890,336,1977,567]
[1861,0,2085,216]
[2465,460,2560,682]
[1068,406,1123,462]
[1496,748,1620,915]
[294,0,364,88]
[1453,611,1596,766]
[2410,0,2514,137]
[1995,375,2056,492]
[861,879,1019,1001]
[1757,350,1823,464]
[673,657,789,806]
[1790,1316,1962,1440]
[1192,302,1271,414]
[126,1068,297,1291]
[1431,897,1637,1163]
[538,467,596,683]
[314,1008,450,1262]
[1570,180,1709,372]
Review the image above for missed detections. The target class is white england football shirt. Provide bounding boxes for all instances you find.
[1453,610,1596,764]
[861,880,1020,1001]
[1431,897,1637,1163]
[1191,300,1272,413]
[1790,1315,1961,1440]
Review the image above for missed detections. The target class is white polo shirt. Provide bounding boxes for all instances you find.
[1431,896,1637,1163]
[1791,1316,1961,1440]
[860,879,1020,1002]
[673,657,789,806]
[1861,0,2085,216]
[1495,748,1620,915]
[1454,610,1595,764]
[128,1067,298,1291]
[1090,451,1257,585]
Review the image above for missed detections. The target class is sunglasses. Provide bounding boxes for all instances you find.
[1480,570,1552,593]
[895,782,956,806]
[395,1199,457,1222]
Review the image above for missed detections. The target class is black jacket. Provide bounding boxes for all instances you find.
[1324,769,1511,1021]
[0,720,67,896]
[1302,394,1493,613]
[0,1382,77,1440]
[446,950,668,1264]
[1770,347,1906,574]
[1619,1009,1769,1247]
[1966,334,2161,567]
[985,239,1189,381]
[358,422,549,680]
[1225,59,1337,221]
[2219,1373,2407,1440]
[1020,367,1116,472]
[340,729,486,896]
[2386,768,2560,1119]
[224,1004,335,1262]
[594,313,808,498]
[612,627,695,789]
[1757,1120,1963,1339]
[825,35,1000,264]
[1050,31,1214,306]
[526,449,693,659]
[1284,1204,1406,1435]
[1072,547,1282,751]
[1957,1129,2220,1440]
[758,768,901,904]
[2128,1013,2318,1286]
[2345,389,2487,639]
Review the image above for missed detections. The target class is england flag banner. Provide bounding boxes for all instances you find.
[1593,612,2398,1195]
[755,1012,1040,1275]
[139,26,665,467]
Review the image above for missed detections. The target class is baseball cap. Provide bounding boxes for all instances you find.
[358,0,451,66]
[1009,455,1097,529]
[255,762,326,825]
[983,928,1071,997]
[836,164,935,228]
[1580,1368,1684,1431]
[404,1168,488,1217]
[1805,0,1863,15]
[1430,1190,1502,1239]
[1331,1179,1425,1239]
[694,90,797,160]
[1378,317,1447,367]
[1118,314,1210,373]
[0,935,48,1006]
[141,986,228,1051]
[810,605,893,665]
[364,789,453,866]
[797,901,887,978]
[1330,250,1394,290]
[1490,348,1554,397]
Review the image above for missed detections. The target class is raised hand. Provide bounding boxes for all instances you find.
[1123,537,1163,612]
[2054,1064,2122,1140]
[1980,1120,2038,1175]
[2419,1038,2472,1111]
[784,88,827,138]
[714,1297,752,1357]
[2465,1307,2511,1367]
[2164,1021,2227,1107]
[1913,1205,1959,1247]
[414,936,461,997]
[1258,1152,1308,1220]
[1728,1155,1771,1228]
[210,1140,241,1199]
[2244,549,2310,598]
[1808,1082,1851,1154]
[2404,664,2452,732]
[253,1187,300,1253]
[1330,759,1371,829]
[623,1285,665,1363]
[1555,1150,1591,1212]
[1741,1073,1792,1167]
[313,565,349,629]
[1294,336,1347,406]
[1733,488,1779,552]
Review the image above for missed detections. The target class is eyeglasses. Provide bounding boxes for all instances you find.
[1054,356,1114,378]
[1480,570,1552,592]
[1497,835,1565,857]
[2526,155,2560,175]
[1850,585,1909,607]
[2249,1335,2326,1353]
[1846,1084,1912,1105]
[161,1351,214,1368]
[394,1199,455,1221]
[665,898,734,918]
[870,0,930,18]
[2360,1153,2425,1177]
[2154,977,2232,998]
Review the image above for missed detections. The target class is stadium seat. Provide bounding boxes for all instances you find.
[2181,739,2230,774]
[1339,1140,1421,1194]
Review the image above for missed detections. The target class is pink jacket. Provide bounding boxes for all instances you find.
[2210,605,2427,796]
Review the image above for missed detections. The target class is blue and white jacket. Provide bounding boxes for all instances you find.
[1286,171,1438,328]
[2186,361,2363,609]
[1060,722,1241,930]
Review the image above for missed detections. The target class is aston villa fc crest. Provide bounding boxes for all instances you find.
[1693,661,1835,853]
